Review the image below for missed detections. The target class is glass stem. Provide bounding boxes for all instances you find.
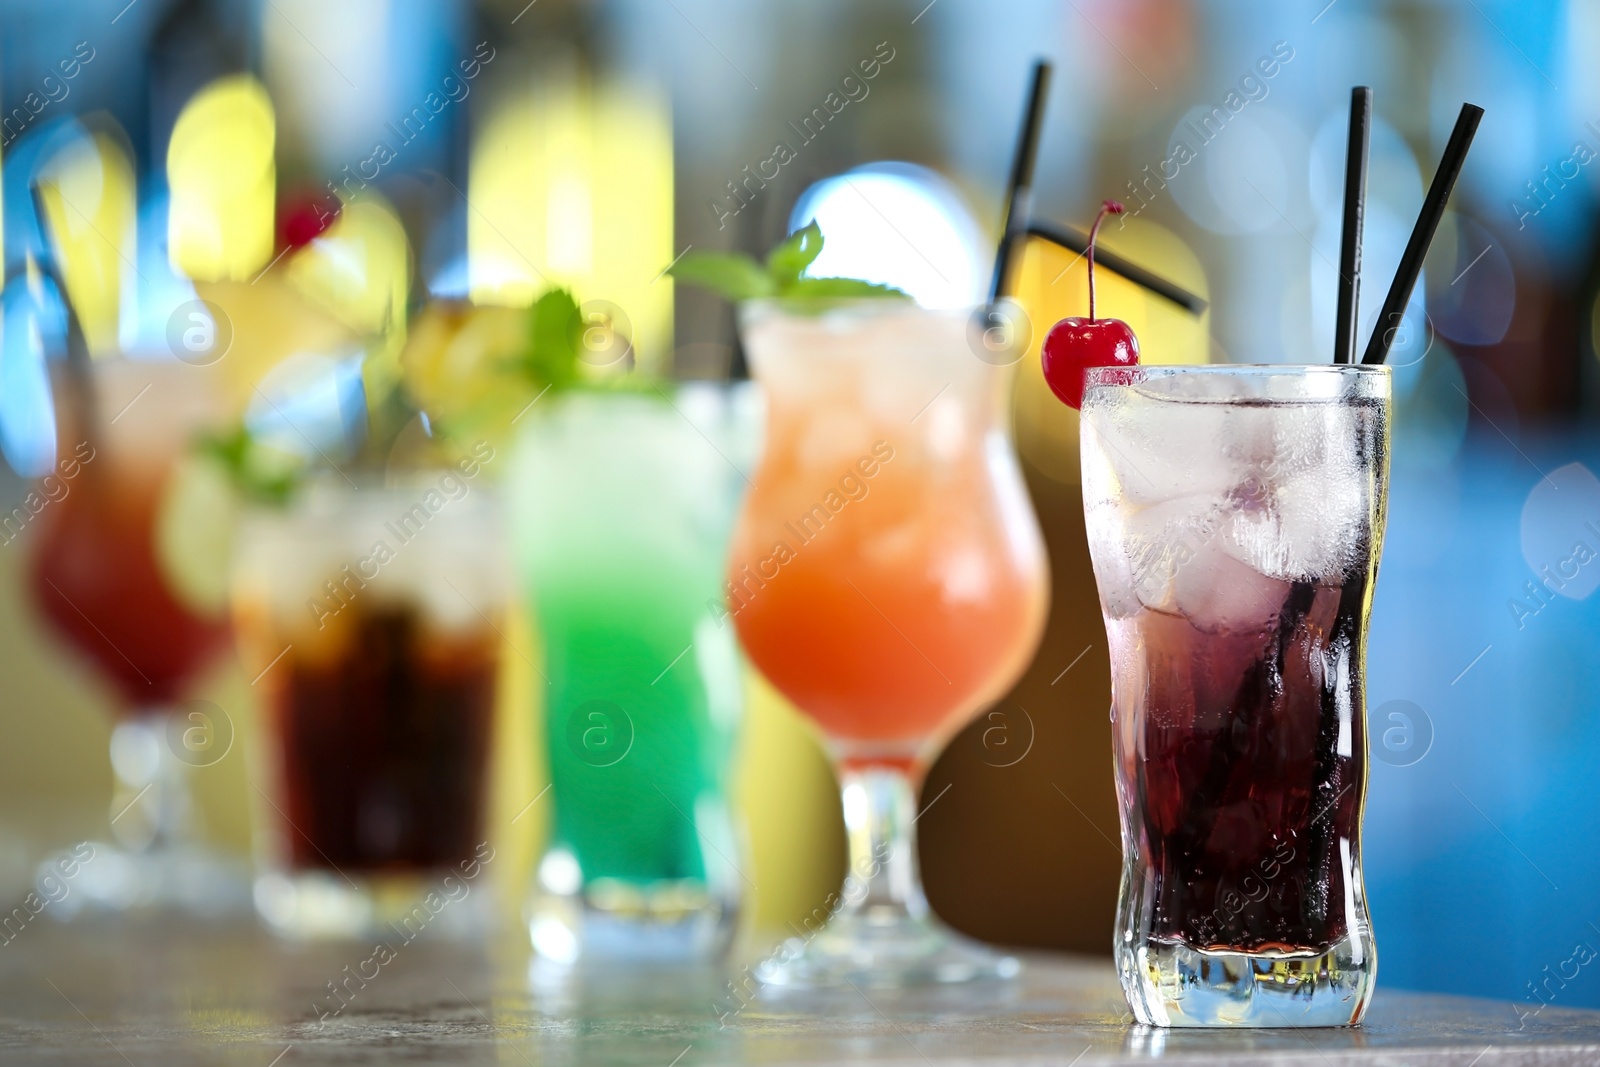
[109,711,191,852]
[836,765,929,923]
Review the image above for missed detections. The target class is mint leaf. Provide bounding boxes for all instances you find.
[781,276,909,300]
[527,287,581,390]
[765,221,823,285]
[667,252,776,302]
[669,224,909,310]
[197,425,303,507]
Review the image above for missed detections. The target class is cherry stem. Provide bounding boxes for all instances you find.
[1085,199,1125,322]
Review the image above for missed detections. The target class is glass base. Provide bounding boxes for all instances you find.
[253,870,491,940]
[37,841,251,918]
[527,880,737,966]
[1119,935,1374,1027]
[756,909,1021,990]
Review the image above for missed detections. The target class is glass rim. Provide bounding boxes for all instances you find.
[1084,362,1391,382]
[738,296,970,324]
[1084,362,1391,402]
[236,479,503,519]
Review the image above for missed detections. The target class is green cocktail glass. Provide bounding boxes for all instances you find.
[509,384,755,963]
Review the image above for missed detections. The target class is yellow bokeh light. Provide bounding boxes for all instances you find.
[469,75,673,374]
[283,194,411,406]
[36,128,136,358]
[167,75,277,281]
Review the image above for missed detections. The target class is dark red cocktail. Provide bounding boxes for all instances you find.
[1081,364,1389,1027]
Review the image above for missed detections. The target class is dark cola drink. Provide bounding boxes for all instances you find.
[233,488,506,937]
[266,604,497,872]
[1080,364,1389,1027]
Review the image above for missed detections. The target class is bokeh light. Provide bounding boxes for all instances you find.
[0,281,60,479]
[789,162,983,310]
[166,75,276,281]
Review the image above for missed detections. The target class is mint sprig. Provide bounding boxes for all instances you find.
[197,425,306,507]
[501,286,652,397]
[668,222,908,304]
[522,287,583,391]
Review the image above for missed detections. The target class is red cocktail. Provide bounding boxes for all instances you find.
[26,358,238,912]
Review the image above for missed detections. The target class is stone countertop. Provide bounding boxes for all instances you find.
[1,921,1593,1065]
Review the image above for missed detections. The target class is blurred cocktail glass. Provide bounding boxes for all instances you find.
[731,301,1049,987]
[509,386,754,964]
[233,479,505,937]
[27,357,242,912]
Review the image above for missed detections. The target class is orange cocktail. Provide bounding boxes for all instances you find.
[731,300,1048,987]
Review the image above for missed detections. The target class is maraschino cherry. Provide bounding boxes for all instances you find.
[1041,200,1140,409]
[281,189,342,249]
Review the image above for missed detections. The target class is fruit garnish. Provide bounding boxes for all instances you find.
[156,451,240,614]
[281,189,341,248]
[399,299,537,438]
[1040,200,1140,409]
[667,222,909,306]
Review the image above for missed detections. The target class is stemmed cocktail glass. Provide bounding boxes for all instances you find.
[730,300,1049,987]
[29,357,244,913]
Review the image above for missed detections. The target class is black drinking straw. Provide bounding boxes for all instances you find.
[1360,102,1484,365]
[988,59,1052,302]
[1026,222,1208,315]
[1333,87,1371,365]
[28,181,96,431]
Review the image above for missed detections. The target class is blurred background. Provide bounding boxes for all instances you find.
[0,0,1596,1013]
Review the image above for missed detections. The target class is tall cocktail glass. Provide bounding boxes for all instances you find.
[731,301,1049,987]
[233,479,505,938]
[1079,364,1389,1027]
[509,385,754,964]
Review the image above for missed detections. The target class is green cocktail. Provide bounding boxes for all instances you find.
[508,385,754,962]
